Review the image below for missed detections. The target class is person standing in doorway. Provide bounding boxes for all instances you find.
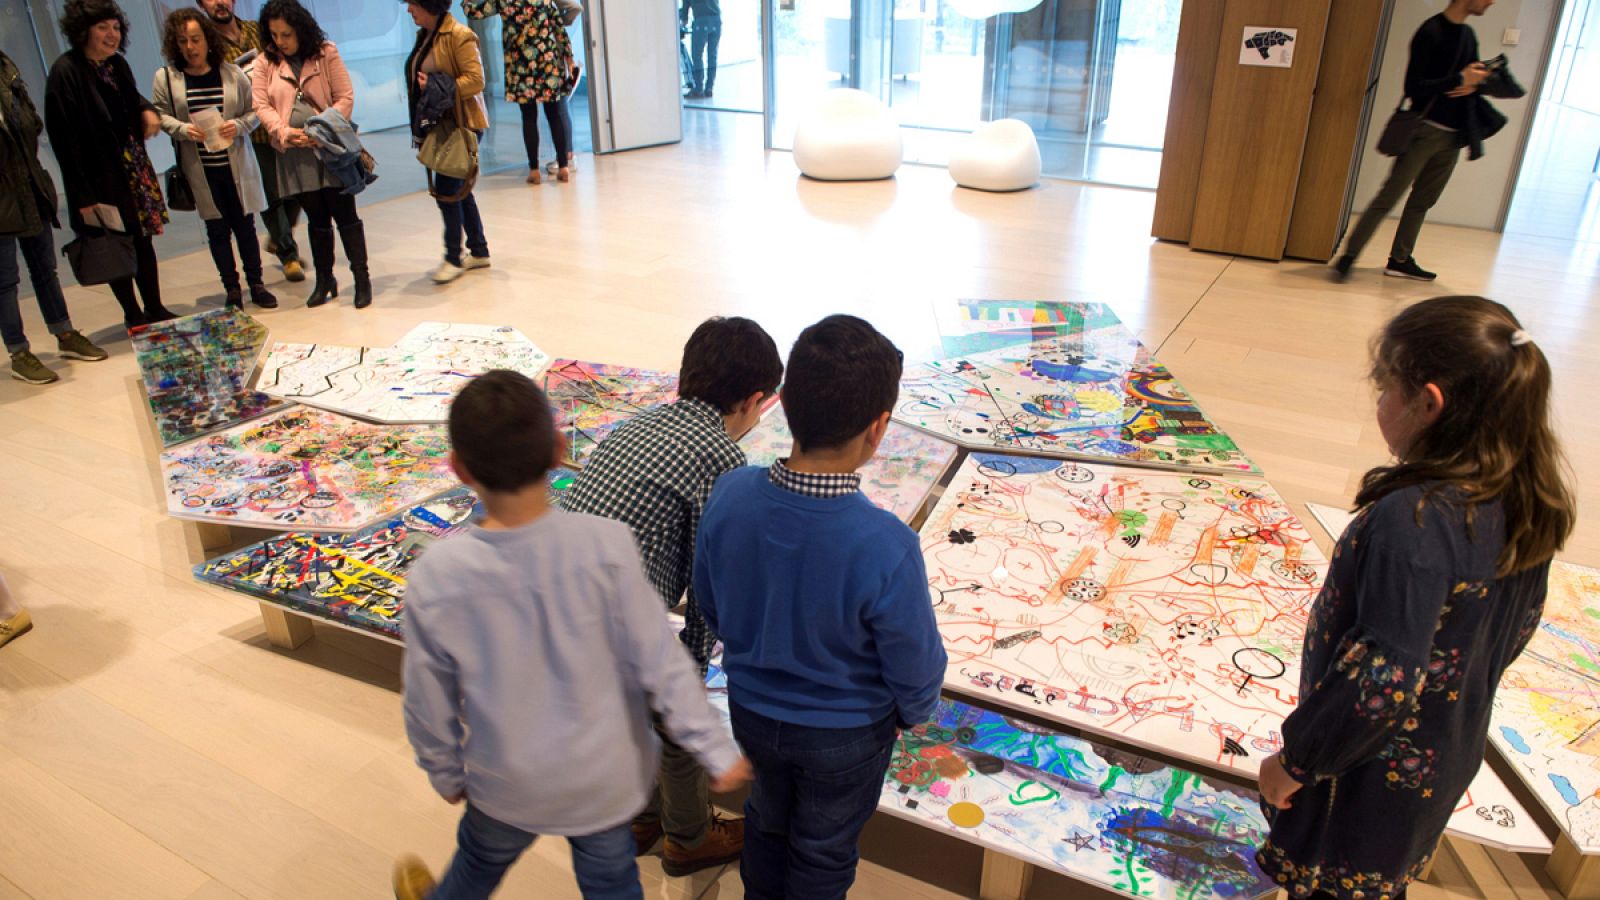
[199,0,305,283]
[681,0,720,100]
[463,0,580,184]
[1333,0,1503,282]
[1,49,109,385]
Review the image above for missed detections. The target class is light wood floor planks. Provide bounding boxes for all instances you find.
[0,111,1595,898]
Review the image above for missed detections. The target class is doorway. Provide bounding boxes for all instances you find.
[1504,0,1600,241]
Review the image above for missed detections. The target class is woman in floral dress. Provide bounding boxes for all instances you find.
[463,0,579,184]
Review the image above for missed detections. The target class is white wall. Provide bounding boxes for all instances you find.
[1350,0,1560,229]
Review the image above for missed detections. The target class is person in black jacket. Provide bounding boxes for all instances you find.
[1333,0,1511,283]
[45,0,177,330]
[1,50,108,385]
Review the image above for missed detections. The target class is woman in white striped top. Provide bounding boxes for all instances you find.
[152,9,275,309]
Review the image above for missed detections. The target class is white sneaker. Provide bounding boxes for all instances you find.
[432,260,466,284]
[463,256,491,271]
[545,157,578,175]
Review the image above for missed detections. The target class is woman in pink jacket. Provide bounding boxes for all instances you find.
[251,0,371,309]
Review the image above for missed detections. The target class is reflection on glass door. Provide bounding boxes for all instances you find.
[682,0,763,112]
[766,0,1181,188]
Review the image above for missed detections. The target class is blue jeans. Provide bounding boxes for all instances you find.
[433,171,488,267]
[730,700,897,900]
[432,804,643,900]
[0,222,73,354]
[689,16,722,93]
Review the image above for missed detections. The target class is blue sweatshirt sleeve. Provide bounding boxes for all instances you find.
[692,499,720,638]
[610,532,741,777]
[865,540,947,728]
[401,562,467,799]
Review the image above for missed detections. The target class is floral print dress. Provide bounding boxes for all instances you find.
[1256,484,1549,900]
[93,59,166,238]
[463,0,576,103]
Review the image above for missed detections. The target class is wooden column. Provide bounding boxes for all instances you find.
[260,603,314,650]
[1548,835,1600,900]
[1284,0,1389,261]
[1187,1,1333,260]
[978,849,1034,900]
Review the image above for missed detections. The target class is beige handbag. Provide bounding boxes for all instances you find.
[417,120,479,181]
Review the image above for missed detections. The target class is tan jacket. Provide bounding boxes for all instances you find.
[426,15,488,131]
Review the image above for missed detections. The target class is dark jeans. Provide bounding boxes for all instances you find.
[433,804,643,900]
[106,233,162,321]
[433,170,488,266]
[689,16,722,93]
[635,718,712,848]
[252,140,300,262]
[730,700,897,900]
[201,166,265,292]
[0,219,73,353]
[1342,123,1460,264]
[519,99,572,170]
[297,186,361,229]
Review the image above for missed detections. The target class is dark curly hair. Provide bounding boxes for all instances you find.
[259,0,328,63]
[404,0,453,16]
[59,0,130,53]
[161,9,223,70]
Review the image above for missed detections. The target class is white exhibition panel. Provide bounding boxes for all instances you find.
[585,0,683,152]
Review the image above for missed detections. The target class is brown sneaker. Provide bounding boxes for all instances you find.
[56,330,109,361]
[391,854,435,900]
[0,608,33,650]
[661,814,744,877]
[632,819,663,856]
[283,259,306,282]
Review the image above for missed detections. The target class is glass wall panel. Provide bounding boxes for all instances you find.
[683,0,763,112]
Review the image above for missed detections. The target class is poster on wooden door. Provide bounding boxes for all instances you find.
[1240,27,1297,68]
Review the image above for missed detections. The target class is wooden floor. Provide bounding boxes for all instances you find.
[1,111,1596,899]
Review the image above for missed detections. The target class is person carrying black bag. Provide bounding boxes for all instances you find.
[45,0,178,330]
[1333,0,1518,283]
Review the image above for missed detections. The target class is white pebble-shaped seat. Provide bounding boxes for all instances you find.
[948,119,1042,192]
[793,89,903,182]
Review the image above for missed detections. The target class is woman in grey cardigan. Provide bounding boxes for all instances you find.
[153,9,275,309]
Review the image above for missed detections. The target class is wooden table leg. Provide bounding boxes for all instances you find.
[979,848,1033,900]
[194,522,235,553]
[1548,835,1600,900]
[260,603,314,649]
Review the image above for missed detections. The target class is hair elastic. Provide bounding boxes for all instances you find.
[1510,330,1533,347]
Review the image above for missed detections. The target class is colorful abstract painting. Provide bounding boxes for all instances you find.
[739,407,960,523]
[132,308,289,446]
[935,300,1124,357]
[256,322,551,424]
[922,454,1326,775]
[161,406,457,532]
[543,359,680,467]
[898,304,1256,476]
[195,472,578,640]
[884,700,1277,900]
[1489,560,1600,853]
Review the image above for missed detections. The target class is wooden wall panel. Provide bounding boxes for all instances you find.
[1151,0,1226,243]
[1284,0,1388,262]
[1187,1,1333,260]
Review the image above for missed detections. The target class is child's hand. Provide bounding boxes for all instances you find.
[1258,754,1302,810]
[443,791,465,805]
[709,756,752,793]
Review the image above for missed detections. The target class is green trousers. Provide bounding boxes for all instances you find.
[1343,123,1461,264]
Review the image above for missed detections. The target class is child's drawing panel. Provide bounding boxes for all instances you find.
[133,309,289,446]
[544,359,680,467]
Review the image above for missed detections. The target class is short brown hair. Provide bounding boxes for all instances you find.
[449,370,558,494]
[162,9,223,70]
[1357,295,1575,575]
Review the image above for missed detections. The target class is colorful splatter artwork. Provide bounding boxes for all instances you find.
[935,300,1124,357]
[1489,560,1600,853]
[195,472,578,640]
[739,407,960,523]
[543,359,680,467]
[132,308,289,446]
[922,454,1326,775]
[898,304,1256,476]
[885,700,1276,900]
[256,322,551,424]
[160,406,457,532]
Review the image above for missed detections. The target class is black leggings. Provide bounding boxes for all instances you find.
[519,99,572,170]
[297,186,361,229]
[108,234,162,319]
[202,166,264,290]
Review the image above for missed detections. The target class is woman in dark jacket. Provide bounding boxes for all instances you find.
[45,0,175,330]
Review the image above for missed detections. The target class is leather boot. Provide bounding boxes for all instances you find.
[339,221,373,309]
[305,226,339,307]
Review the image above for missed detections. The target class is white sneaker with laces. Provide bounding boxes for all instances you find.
[432,260,466,284]
[463,256,491,271]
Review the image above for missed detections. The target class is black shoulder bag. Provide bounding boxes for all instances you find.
[1376,27,1468,157]
[162,68,197,212]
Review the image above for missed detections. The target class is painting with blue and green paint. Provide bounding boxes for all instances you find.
[882,700,1276,899]
[132,308,289,446]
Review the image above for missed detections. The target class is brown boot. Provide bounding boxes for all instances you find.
[391,854,435,900]
[661,813,744,877]
[631,819,663,856]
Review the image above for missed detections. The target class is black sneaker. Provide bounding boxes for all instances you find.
[1331,254,1354,282]
[249,284,279,309]
[1384,257,1437,281]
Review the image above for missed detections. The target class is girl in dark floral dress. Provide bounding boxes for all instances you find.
[1256,295,1576,900]
[463,0,578,183]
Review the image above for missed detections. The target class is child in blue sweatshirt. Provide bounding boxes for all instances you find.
[694,315,947,900]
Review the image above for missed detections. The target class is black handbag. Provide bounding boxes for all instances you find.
[1376,97,1436,157]
[162,69,197,212]
[61,211,137,285]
